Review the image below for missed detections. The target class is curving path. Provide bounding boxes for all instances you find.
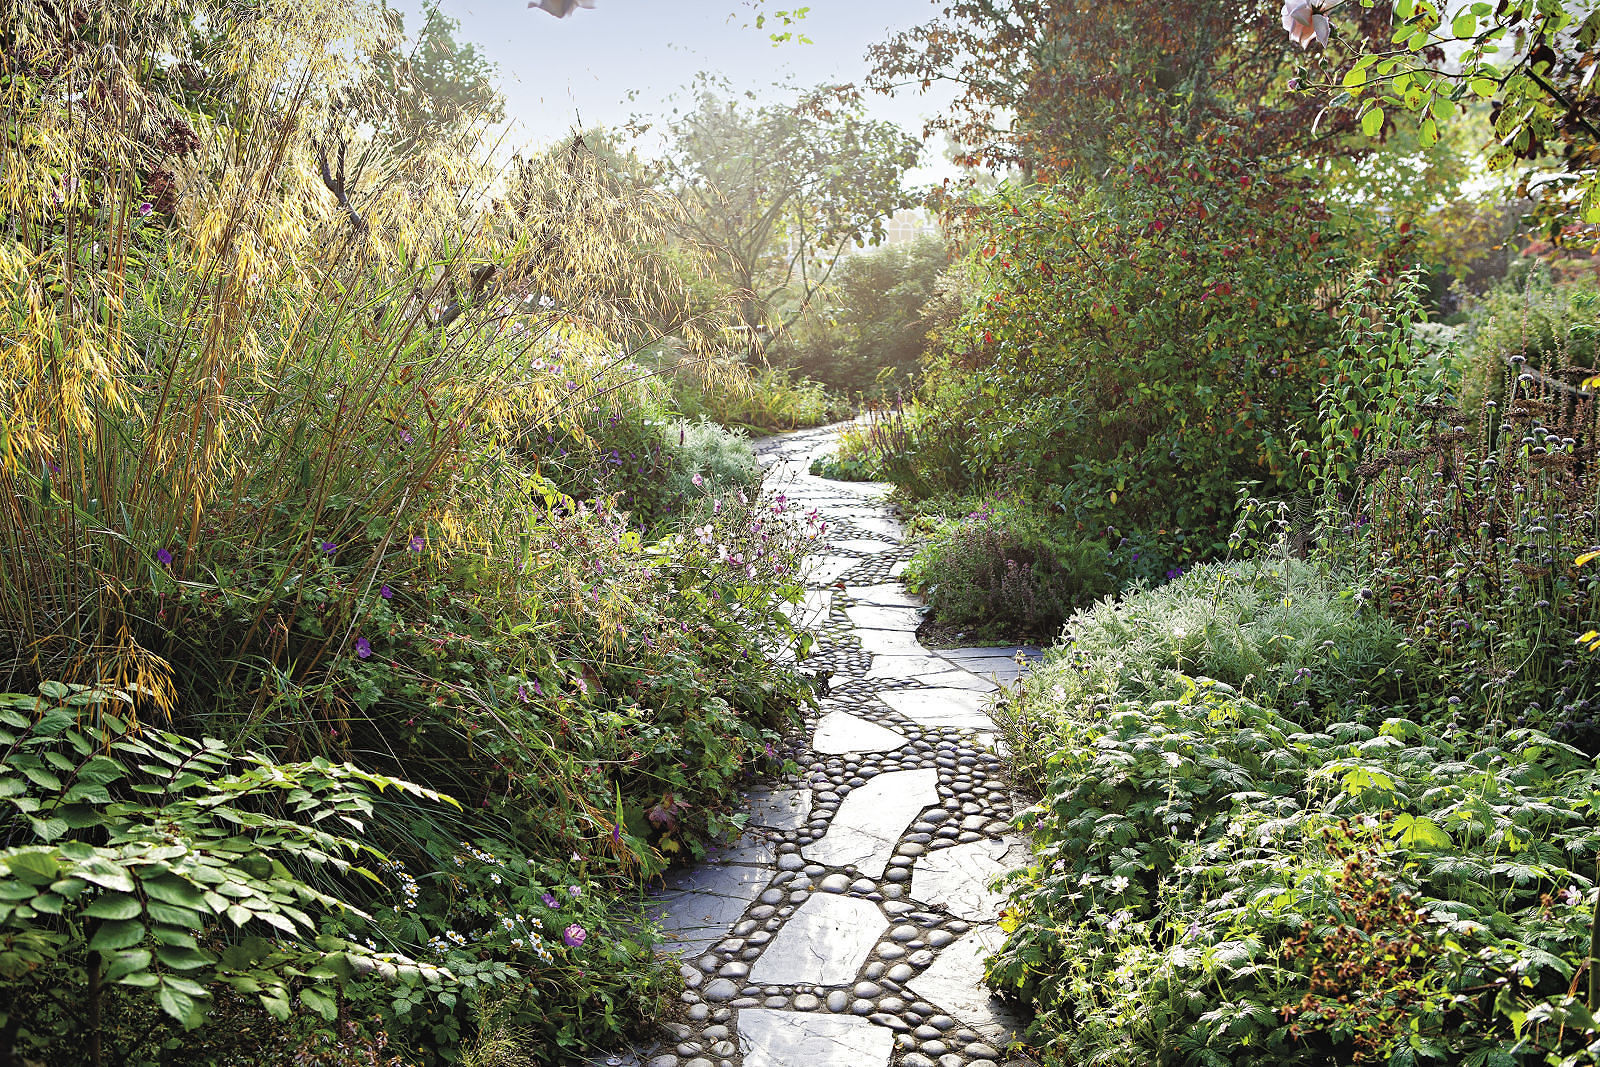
[618,423,1041,1067]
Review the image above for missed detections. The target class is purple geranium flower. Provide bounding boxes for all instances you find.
[156,548,173,566]
[380,584,393,599]
[542,892,560,909]
[562,924,586,948]
[320,541,337,556]
[138,202,153,217]
[408,534,424,552]
[355,637,371,659]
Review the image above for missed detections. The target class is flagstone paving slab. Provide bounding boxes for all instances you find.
[878,687,996,731]
[747,788,812,832]
[747,893,886,986]
[864,653,954,680]
[812,710,908,754]
[647,864,770,956]
[844,603,924,632]
[845,583,924,608]
[855,628,929,657]
[737,1008,896,1067]
[804,768,939,876]
[906,924,1022,1043]
[910,837,1028,921]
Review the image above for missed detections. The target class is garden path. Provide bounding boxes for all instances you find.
[612,423,1041,1067]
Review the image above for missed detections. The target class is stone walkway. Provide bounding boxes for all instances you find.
[617,423,1040,1067]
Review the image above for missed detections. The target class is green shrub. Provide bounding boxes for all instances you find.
[902,495,1118,643]
[0,684,456,1063]
[896,137,1406,576]
[993,677,1600,1066]
[772,236,947,395]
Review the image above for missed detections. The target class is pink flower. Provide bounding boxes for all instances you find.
[691,472,704,487]
[1282,0,1329,49]
[562,923,586,947]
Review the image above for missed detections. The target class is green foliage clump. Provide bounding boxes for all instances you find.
[774,236,947,395]
[1003,558,1410,758]
[994,674,1600,1067]
[902,495,1117,643]
[0,684,455,1063]
[671,362,851,432]
[898,138,1403,577]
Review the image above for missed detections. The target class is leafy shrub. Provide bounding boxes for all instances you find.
[773,236,947,395]
[896,137,1407,576]
[0,683,455,1063]
[902,495,1118,642]
[670,361,850,432]
[1002,558,1412,762]
[992,678,1600,1066]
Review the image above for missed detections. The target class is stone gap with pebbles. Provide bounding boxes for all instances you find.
[611,423,1044,1067]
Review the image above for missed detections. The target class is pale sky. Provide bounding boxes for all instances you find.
[385,0,960,180]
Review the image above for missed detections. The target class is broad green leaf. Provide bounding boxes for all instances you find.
[81,894,143,920]
[300,987,338,1021]
[157,979,205,1029]
[102,948,152,981]
[1362,107,1386,137]
[88,919,145,951]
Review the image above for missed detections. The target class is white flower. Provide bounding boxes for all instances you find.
[1282,0,1330,49]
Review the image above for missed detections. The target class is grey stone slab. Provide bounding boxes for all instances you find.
[917,669,1000,693]
[831,537,898,554]
[813,710,907,755]
[910,837,1026,921]
[747,894,886,986]
[844,603,924,632]
[845,583,924,609]
[855,628,928,657]
[803,555,860,587]
[878,688,995,731]
[849,514,906,540]
[865,654,953,680]
[805,768,939,877]
[748,788,812,832]
[738,1008,895,1067]
[906,925,1021,1043]
[647,864,768,955]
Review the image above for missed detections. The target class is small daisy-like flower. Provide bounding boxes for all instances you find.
[355,637,372,659]
[156,547,173,566]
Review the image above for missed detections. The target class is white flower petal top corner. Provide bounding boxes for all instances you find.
[1282,0,1331,49]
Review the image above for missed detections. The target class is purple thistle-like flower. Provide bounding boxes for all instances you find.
[355,637,371,659]
[563,923,586,947]
[380,584,393,599]
[408,534,424,552]
[320,541,337,555]
[517,685,529,702]
[156,548,173,566]
[611,823,622,845]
